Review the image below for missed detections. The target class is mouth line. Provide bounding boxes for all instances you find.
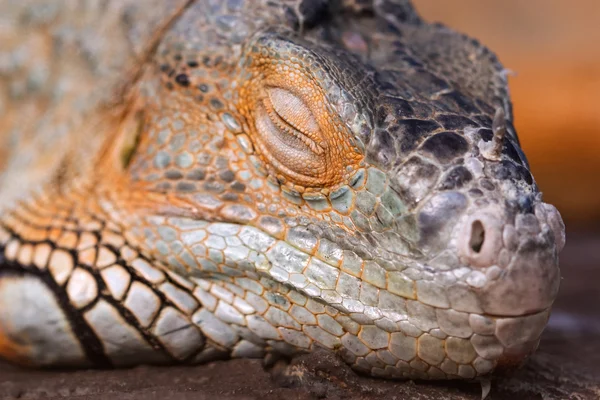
[480,306,550,319]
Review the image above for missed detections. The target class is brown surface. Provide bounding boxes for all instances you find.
[1,234,599,400]
[415,0,600,228]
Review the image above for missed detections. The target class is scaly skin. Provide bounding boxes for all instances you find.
[0,0,566,379]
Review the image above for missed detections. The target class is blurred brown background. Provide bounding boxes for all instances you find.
[415,0,600,231]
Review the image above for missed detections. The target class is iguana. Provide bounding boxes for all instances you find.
[0,0,565,380]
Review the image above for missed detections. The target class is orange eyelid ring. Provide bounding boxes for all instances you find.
[238,54,363,190]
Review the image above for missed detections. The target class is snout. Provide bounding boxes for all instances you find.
[456,203,563,317]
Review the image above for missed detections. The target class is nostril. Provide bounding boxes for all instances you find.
[459,212,502,268]
[469,220,486,253]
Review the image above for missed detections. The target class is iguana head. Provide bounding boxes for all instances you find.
[0,0,564,379]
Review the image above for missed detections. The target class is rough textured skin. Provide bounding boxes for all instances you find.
[0,0,566,380]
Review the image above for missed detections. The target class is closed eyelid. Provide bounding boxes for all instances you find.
[261,98,324,156]
[265,87,320,136]
[237,34,364,189]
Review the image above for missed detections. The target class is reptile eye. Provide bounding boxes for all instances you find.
[266,87,320,141]
[252,86,330,186]
[239,42,363,189]
[260,87,325,156]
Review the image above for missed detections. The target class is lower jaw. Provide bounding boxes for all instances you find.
[344,307,552,380]
[487,307,552,372]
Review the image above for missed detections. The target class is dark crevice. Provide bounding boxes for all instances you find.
[469,220,485,253]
